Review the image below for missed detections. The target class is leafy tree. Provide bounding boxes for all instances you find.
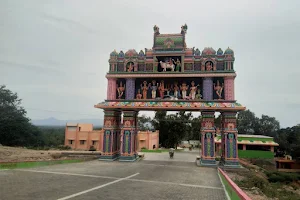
[258,114,280,137]
[275,125,300,159]
[190,116,201,140]
[0,85,44,146]
[152,111,191,148]
[138,115,152,131]
[152,111,168,147]
[237,110,260,134]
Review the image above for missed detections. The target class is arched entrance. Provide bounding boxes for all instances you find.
[95,24,245,167]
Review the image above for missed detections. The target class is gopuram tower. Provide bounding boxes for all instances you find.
[95,24,246,166]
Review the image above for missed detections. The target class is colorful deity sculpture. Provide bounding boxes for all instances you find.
[195,89,202,100]
[214,80,224,99]
[140,81,148,99]
[173,82,180,98]
[150,80,158,99]
[158,80,165,99]
[165,84,171,96]
[117,81,126,99]
[189,81,199,100]
[180,82,189,99]
[136,89,142,99]
[127,62,134,72]
[175,59,181,72]
[206,61,213,71]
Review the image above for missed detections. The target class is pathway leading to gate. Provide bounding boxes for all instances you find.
[143,149,200,163]
[0,151,227,200]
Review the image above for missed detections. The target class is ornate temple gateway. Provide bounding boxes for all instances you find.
[95,25,246,166]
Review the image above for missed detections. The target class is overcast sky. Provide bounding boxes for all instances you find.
[1,0,299,128]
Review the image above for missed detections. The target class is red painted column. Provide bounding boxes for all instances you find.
[224,77,235,100]
[107,78,116,100]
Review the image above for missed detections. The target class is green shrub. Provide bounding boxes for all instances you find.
[266,172,300,183]
[57,145,71,150]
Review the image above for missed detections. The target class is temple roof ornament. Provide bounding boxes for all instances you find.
[224,47,234,55]
[194,48,201,56]
[217,48,223,55]
[153,25,160,35]
[202,47,216,55]
[181,24,188,34]
[138,50,145,57]
[125,49,138,58]
[110,49,118,57]
[118,51,125,58]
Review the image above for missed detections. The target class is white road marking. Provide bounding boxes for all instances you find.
[16,169,119,180]
[16,169,222,190]
[57,173,140,200]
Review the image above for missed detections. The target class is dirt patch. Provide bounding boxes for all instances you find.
[0,146,98,162]
[226,159,300,200]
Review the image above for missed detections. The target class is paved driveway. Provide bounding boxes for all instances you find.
[0,155,226,200]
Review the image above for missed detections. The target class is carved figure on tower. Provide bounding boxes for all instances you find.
[140,81,148,99]
[158,80,165,99]
[214,80,224,100]
[136,89,142,99]
[180,82,189,99]
[195,89,202,100]
[127,62,134,72]
[175,58,181,72]
[149,80,158,99]
[206,61,213,71]
[165,84,171,96]
[189,81,199,100]
[173,82,180,99]
[117,81,125,99]
[160,60,174,72]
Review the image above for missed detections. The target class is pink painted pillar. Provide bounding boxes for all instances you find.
[107,78,116,100]
[224,77,235,100]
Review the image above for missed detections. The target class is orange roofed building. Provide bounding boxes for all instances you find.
[65,123,159,152]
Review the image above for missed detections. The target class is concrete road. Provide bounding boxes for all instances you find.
[0,157,226,200]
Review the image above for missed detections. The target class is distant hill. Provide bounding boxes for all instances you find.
[31,117,103,127]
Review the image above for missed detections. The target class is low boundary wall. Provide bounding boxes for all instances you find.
[218,168,252,200]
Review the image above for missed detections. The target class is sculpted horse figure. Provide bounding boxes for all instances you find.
[160,61,175,71]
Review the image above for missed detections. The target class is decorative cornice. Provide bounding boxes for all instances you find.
[106,72,236,79]
[95,101,246,112]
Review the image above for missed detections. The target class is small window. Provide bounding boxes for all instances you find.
[79,127,81,131]
[69,140,73,145]
[92,141,97,146]
[80,140,85,145]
